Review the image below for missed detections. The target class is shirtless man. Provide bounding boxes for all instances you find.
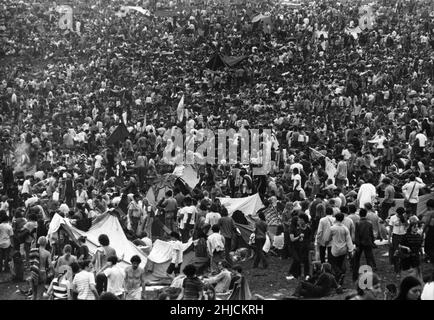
[124,255,146,300]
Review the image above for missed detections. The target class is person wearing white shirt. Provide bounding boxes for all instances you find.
[93,154,103,178]
[357,180,377,209]
[207,225,225,272]
[21,177,33,196]
[402,175,426,216]
[99,256,126,299]
[205,208,221,228]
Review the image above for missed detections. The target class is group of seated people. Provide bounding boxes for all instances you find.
[159,260,250,300]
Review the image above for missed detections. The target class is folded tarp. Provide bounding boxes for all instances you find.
[218,193,265,217]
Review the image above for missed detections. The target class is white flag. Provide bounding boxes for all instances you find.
[177,95,185,123]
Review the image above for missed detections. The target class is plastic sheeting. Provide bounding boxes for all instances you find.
[218,193,265,217]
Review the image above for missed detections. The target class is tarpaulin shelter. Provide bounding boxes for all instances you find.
[218,193,265,217]
[205,54,248,71]
[144,239,195,284]
[106,123,129,146]
[218,194,273,249]
[47,212,148,269]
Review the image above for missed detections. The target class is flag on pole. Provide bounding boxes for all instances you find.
[177,95,185,123]
[309,147,325,161]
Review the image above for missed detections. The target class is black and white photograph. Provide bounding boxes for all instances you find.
[0,0,434,306]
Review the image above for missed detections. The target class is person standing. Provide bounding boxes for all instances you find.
[72,260,99,300]
[287,214,311,280]
[218,207,237,266]
[353,208,376,281]
[207,225,225,273]
[388,207,407,274]
[316,207,335,263]
[177,196,197,242]
[399,222,424,277]
[127,194,142,235]
[252,212,268,270]
[166,232,183,278]
[364,203,382,240]
[92,234,117,295]
[357,178,377,209]
[402,175,426,216]
[205,204,221,229]
[98,256,125,299]
[326,213,354,285]
[160,190,178,232]
[0,211,13,273]
[335,156,348,191]
[124,255,146,300]
[379,178,395,220]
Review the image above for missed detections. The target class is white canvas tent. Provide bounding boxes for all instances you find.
[47,213,147,269]
[218,193,265,217]
[144,239,194,283]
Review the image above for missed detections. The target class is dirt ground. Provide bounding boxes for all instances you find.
[1,243,432,300]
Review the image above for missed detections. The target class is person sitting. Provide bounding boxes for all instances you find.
[204,261,232,294]
[177,264,204,300]
[292,263,340,298]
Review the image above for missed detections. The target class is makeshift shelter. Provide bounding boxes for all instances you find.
[218,193,265,217]
[106,123,129,146]
[145,173,190,207]
[205,54,248,71]
[218,194,273,248]
[47,212,147,269]
[144,239,195,284]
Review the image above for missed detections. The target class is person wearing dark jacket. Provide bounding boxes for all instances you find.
[218,207,238,266]
[293,263,339,298]
[352,208,376,281]
[252,211,268,269]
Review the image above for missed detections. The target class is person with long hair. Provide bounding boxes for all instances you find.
[395,276,422,300]
[293,263,339,298]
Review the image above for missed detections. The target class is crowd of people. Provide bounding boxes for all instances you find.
[1,0,434,300]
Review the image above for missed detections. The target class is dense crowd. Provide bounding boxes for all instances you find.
[0,0,434,300]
